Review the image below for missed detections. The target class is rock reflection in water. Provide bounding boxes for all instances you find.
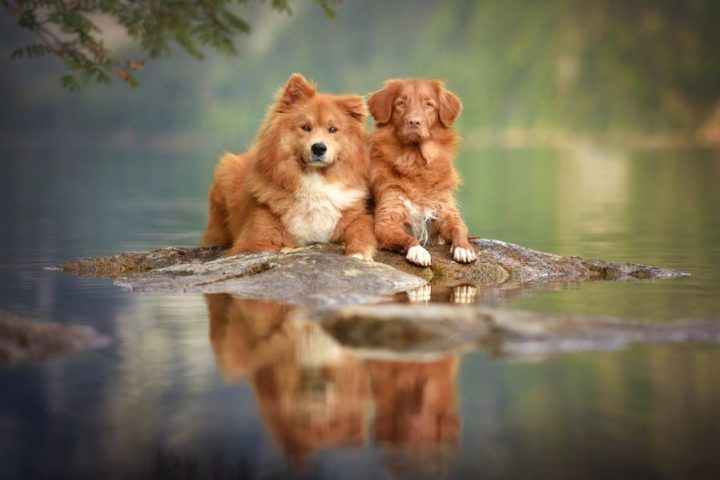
[205,293,460,468]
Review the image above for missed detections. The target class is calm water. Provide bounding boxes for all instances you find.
[1,142,719,479]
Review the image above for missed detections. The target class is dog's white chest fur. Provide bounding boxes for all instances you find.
[285,171,366,245]
[402,197,437,245]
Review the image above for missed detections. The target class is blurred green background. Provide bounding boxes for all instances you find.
[3,0,720,146]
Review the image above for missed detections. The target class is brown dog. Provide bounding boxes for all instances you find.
[368,78,476,266]
[204,73,376,260]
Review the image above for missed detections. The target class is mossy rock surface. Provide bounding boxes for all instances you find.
[58,239,688,306]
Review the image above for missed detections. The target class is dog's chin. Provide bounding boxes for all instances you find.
[303,154,333,168]
[398,128,430,144]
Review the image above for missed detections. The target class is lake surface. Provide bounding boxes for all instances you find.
[1,141,719,479]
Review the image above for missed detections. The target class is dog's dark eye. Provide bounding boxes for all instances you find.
[397,100,405,108]
[425,101,433,107]
[301,124,312,132]
[328,126,338,134]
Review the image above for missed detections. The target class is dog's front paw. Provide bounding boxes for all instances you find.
[349,252,374,262]
[280,246,304,254]
[406,245,432,267]
[452,246,477,263]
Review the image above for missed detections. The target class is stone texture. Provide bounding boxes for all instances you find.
[114,249,426,307]
[57,239,688,306]
[52,241,704,359]
[57,246,224,277]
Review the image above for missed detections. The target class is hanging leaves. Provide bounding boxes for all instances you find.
[3,0,338,91]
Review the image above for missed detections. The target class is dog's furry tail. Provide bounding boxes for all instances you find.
[203,152,245,247]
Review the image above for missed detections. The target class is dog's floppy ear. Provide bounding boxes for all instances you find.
[368,80,401,124]
[276,73,316,110]
[433,80,463,127]
[337,95,368,123]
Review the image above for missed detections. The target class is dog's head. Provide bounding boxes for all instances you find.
[269,73,368,168]
[368,78,462,143]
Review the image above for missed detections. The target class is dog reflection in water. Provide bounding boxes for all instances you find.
[400,284,478,304]
[206,293,460,466]
[369,357,459,448]
[206,293,369,465]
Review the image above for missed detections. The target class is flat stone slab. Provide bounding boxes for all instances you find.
[116,250,426,307]
[0,310,109,365]
[57,239,688,306]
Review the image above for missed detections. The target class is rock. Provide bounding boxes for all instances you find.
[0,310,110,365]
[56,239,688,306]
[56,246,224,277]
[116,250,426,307]
[301,304,720,361]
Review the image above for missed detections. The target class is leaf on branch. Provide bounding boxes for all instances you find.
[92,68,111,84]
[18,9,38,29]
[126,73,139,88]
[116,69,129,82]
[27,44,47,58]
[221,11,251,33]
[270,0,293,15]
[61,74,81,92]
[114,68,139,88]
[128,60,145,71]
[11,47,25,59]
[11,44,53,59]
[8,0,340,90]
[314,0,338,19]
[174,32,204,59]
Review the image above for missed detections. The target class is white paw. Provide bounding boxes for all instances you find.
[406,285,432,303]
[452,246,477,263]
[451,285,477,304]
[406,245,432,267]
[349,252,373,262]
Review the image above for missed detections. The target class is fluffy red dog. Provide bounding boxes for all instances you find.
[368,78,476,267]
[204,74,375,259]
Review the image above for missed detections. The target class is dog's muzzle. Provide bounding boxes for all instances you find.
[308,142,329,165]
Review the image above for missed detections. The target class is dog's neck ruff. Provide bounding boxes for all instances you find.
[284,171,366,245]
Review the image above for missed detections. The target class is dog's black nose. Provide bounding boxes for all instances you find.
[311,143,327,156]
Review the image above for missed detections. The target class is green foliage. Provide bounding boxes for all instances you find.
[2,0,719,136]
[2,0,338,90]
[10,43,53,58]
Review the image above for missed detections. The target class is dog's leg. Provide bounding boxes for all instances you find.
[437,204,476,264]
[229,206,296,254]
[375,193,431,267]
[335,207,377,261]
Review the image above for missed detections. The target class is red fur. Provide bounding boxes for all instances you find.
[204,74,376,259]
[368,78,474,262]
